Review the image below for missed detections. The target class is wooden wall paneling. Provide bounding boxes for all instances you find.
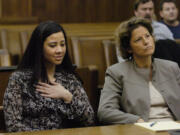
[83,0,97,22]
[95,0,109,22]
[63,0,80,23]
[32,0,137,23]
[31,0,46,19]
[0,0,180,23]
[0,0,38,24]
[2,0,32,17]
[32,0,68,22]
[43,0,65,21]
[0,0,2,18]
[95,0,132,22]
[27,0,32,17]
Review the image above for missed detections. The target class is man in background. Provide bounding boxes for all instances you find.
[160,0,180,39]
[134,0,174,40]
[116,0,175,62]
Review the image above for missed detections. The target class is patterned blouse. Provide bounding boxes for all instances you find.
[3,70,95,132]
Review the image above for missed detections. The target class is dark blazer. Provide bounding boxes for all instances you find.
[98,58,180,124]
[153,39,180,67]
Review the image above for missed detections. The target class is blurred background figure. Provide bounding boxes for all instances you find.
[116,0,175,63]
[160,0,180,39]
[134,0,174,40]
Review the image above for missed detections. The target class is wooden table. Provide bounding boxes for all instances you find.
[0,124,170,135]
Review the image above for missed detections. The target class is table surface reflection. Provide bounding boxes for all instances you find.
[0,124,170,135]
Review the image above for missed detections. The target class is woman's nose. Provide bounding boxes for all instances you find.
[56,45,63,53]
[142,37,148,45]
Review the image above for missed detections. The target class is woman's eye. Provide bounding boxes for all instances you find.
[49,44,56,48]
[134,38,141,42]
[60,43,65,47]
[145,34,151,39]
[146,34,150,37]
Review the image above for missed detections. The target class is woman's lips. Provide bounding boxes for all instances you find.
[55,56,63,61]
[145,45,153,50]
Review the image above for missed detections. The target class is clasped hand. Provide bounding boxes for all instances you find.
[35,81,72,103]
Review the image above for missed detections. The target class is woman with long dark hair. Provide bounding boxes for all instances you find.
[3,21,94,132]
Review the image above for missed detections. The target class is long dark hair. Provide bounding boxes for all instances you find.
[18,21,77,83]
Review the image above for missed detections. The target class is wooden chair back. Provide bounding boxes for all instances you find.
[0,49,11,66]
[71,36,114,87]
[0,29,21,65]
[103,40,118,67]
[19,31,29,54]
[0,29,8,49]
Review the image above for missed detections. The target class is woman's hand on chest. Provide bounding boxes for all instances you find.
[35,81,72,103]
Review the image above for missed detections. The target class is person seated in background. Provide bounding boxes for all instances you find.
[3,21,94,132]
[98,17,180,124]
[159,0,180,39]
[116,0,174,62]
[153,0,180,67]
[134,0,174,40]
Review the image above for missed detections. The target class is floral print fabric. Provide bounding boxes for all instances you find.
[3,70,94,132]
